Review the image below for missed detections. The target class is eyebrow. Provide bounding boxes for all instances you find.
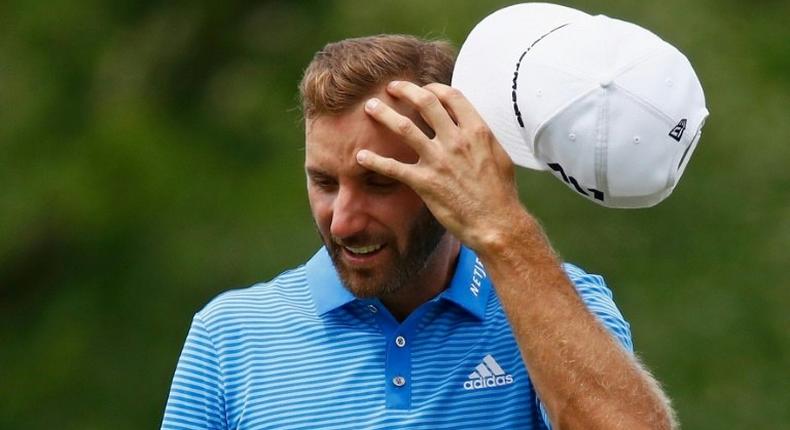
[305,167,393,183]
[305,167,333,178]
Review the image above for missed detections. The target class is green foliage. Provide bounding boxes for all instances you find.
[1,1,787,428]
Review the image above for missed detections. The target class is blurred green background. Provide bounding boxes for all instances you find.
[1,0,787,428]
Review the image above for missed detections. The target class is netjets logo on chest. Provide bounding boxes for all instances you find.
[463,354,515,390]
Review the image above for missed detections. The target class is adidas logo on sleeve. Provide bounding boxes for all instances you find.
[463,354,515,390]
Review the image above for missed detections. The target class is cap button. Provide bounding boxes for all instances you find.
[599,79,613,88]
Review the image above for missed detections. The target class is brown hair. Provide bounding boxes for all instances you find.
[299,34,455,119]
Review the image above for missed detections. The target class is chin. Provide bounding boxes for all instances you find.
[338,265,400,299]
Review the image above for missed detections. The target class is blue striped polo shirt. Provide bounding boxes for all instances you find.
[161,246,633,429]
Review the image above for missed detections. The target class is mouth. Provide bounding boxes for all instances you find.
[344,244,383,255]
[340,243,386,264]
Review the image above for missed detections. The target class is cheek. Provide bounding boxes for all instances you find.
[382,193,427,230]
[307,191,333,228]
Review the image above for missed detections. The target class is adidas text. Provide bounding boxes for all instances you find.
[463,374,514,390]
[463,354,515,391]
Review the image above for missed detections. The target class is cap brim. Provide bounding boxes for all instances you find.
[452,3,590,171]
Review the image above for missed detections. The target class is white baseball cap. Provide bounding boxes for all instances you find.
[452,3,709,208]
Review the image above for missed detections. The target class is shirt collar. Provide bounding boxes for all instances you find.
[305,245,492,320]
[305,247,356,316]
[438,245,491,321]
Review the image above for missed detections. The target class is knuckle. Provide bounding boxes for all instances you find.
[389,161,405,176]
[381,161,397,177]
[470,123,492,138]
[423,82,442,91]
[433,159,452,177]
[416,171,435,190]
[375,159,399,178]
[445,87,464,100]
[414,92,437,109]
[459,138,473,153]
[451,132,472,151]
[425,83,452,95]
[396,118,414,135]
[450,134,470,153]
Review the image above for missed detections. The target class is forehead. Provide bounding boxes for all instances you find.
[304,93,420,173]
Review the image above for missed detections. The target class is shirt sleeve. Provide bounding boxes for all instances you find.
[161,315,227,430]
[537,263,634,429]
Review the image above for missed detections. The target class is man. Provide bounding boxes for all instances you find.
[161,35,675,429]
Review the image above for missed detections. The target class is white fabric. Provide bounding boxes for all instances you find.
[453,3,709,208]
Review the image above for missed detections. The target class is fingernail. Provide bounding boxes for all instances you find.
[388,80,400,89]
[356,150,368,162]
[365,98,379,110]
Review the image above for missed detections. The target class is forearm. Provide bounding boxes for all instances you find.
[476,210,675,430]
[356,81,675,427]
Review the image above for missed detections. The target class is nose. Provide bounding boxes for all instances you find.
[330,185,369,240]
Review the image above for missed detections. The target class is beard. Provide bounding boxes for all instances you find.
[320,206,446,299]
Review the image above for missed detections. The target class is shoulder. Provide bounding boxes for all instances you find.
[194,265,313,329]
[561,262,634,352]
[560,262,618,308]
[562,262,613,299]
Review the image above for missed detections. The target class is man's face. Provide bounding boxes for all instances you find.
[304,92,446,298]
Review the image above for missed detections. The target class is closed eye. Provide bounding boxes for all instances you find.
[306,169,337,191]
[366,175,399,191]
[313,178,337,190]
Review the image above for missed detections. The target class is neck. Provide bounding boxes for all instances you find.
[380,235,461,322]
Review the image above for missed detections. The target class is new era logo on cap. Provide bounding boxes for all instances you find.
[453,3,709,208]
[669,119,687,142]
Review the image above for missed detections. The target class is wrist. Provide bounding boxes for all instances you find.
[474,208,545,259]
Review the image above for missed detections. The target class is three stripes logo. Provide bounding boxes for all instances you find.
[463,354,514,391]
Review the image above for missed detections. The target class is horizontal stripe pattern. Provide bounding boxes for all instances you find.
[162,257,632,429]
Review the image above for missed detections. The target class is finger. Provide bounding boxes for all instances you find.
[425,83,513,168]
[355,149,419,188]
[423,83,487,130]
[386,81,457,137]
[364,97,432,156]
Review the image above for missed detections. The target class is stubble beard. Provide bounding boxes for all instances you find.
[321,207,446,299]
